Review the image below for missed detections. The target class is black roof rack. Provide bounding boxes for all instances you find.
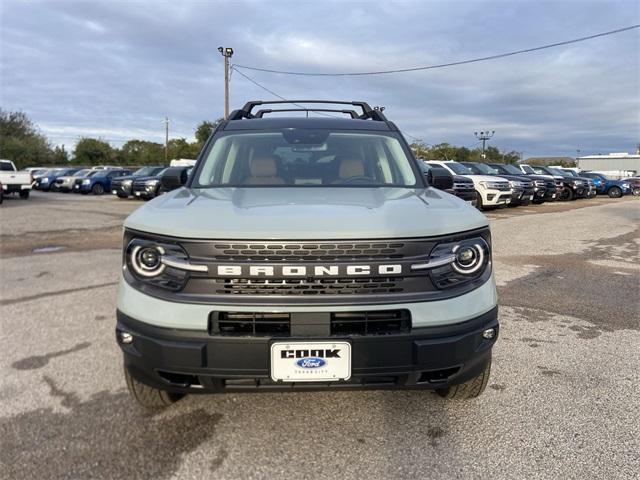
[254,108,360,119]
[228,100,388,122]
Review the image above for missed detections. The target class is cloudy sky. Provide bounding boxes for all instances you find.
[1,0,638,158]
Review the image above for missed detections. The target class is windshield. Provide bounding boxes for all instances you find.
[494,164,521,175]
[73,169,90,177]
[464,162,498,175]
[547,167,567,176]
[521,165,534,174]
[532,167,551,175]
[430,162,471,175]
[193,130,418,187]
[134,166,163,177]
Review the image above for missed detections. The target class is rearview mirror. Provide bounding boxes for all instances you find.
[427,167,454,190]
[161,167,189,191]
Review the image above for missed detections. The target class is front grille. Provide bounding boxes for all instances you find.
[453,182,474,189]
[205,242,406,262]
[212,277,405,296]
[331,310,411,335]
[495,182,511,191]
[209,310,411,337]
[212,312,290,336]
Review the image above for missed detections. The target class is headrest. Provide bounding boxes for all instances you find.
[250,155,278,177]
[338,157,365,178]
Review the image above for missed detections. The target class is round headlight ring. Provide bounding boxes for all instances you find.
[451,243,485,275]
[129,244,166,277]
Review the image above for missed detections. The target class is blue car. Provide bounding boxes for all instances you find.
[73,168,132,195]
[35,167,81,191]
[580,172,631,198]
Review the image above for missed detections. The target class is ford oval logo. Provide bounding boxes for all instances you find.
[296,357,326,369]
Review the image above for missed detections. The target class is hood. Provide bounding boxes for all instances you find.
[461,174,509,184]
[124,187,489,240]
[132,175,161,183]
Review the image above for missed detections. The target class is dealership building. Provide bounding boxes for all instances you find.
[577,151,640,175]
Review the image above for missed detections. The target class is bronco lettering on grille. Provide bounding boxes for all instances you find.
[216,264,403,277]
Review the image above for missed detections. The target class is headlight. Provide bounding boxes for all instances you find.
[82,179,91,185]
[42,177,49,182]
[622,183,629,188]
[125,237,207,291]
[427,237,491,289]
[145,179,159,186]
[122,179,132,185]
[509,180,522,188]
[479,181,504,190]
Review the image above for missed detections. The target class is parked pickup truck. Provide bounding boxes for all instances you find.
[0,160,32,199]
[116,100,499,409]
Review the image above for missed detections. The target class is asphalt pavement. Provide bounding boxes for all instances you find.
[0,191,638,479]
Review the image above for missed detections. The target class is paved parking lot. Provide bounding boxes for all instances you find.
[1,192,638,479]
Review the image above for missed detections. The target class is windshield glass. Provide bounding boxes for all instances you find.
[465,162,498,175]
[431,162,471,175]
[495,164,522,175]
[532,167,551,175]
[193,130,418,187]
[73,169,90,177]
[547,167,567,176]
[563,170,577,176]
[134,166,161,176]
[521,165,534,174]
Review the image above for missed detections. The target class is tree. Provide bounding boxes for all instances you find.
[0,109,54,168]
[119,140,164,165]
[73,138,113,166]
[52,145,69,163]
[167,138,199,160]
[195,118,224,147]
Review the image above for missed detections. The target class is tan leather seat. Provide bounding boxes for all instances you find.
[244,155,285,185]
[333,156,366,183]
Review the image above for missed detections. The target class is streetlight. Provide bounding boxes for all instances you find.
[218,47,234,119]
[474,130,495,159]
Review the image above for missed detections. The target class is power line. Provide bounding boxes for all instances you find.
[233,24,639,76]
[233,66,426,141]
[232,67,339,118]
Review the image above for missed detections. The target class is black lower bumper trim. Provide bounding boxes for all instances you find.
[116,306,498,393]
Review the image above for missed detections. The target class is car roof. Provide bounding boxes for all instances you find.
[223,116,392,132]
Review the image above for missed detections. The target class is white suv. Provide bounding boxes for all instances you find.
[425,161,512,209]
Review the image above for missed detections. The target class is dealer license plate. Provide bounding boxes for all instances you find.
[270,341,351,382]
[134,191,141,196]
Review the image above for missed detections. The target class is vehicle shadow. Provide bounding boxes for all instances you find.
[0,376,222,480]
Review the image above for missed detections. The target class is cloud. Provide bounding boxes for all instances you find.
[0,0,638,157]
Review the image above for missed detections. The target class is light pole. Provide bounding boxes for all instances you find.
[218,47,234,119]
[474,130,495,159]
[164,116,169,163]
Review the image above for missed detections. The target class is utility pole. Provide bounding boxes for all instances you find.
[164,116,169,163]
[474,130,495,159]
[218,47,234,119]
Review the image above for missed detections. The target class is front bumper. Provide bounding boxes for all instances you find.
[117,306,498,393]
[481,189,512,206]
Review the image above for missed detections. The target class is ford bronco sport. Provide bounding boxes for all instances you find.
[116,101,499,408]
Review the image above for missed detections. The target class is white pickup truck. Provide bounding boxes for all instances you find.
[0,160,32,199]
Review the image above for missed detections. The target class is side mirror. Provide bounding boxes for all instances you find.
[427,167,454,190]
[161,167,189,191]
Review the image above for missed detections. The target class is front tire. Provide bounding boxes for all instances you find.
[475,191,484,211]
[92,183,105,195]
[19,190,30,199]
[632,187,640,197]
[559,187,573,201]
[124,367,183,409]
[436,358,491,399]
[608,186,622,198]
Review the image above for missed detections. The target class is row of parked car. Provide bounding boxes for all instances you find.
[421,160,639,210]
[28,164,193,200]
